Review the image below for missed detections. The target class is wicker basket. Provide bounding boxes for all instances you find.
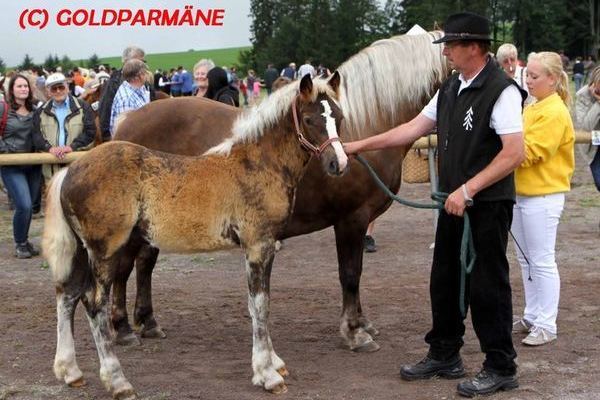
[402,149,432,183]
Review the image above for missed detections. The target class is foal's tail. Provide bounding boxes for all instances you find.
[43,168,77,284]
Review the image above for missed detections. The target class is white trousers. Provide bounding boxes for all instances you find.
[511,193,565,334]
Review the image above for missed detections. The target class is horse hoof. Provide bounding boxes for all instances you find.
[277,367,289,377]
[269,383,288,395]
[113,388,137,400]
[141,326,167,339]
[115,332,141,346]
[353,340,380,353]
[68,377,86,388]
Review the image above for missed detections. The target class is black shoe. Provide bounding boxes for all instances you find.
[400,354,466,381]
[26,241,40,256]
[457,369,518,398]
[364,235,377,253]
[15,243,32,259]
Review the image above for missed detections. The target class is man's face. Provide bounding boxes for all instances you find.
[442,41,473,71]
[48,83,68,103]
[500,54,518,76]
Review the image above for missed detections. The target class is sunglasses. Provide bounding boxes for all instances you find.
[49,85,66,93]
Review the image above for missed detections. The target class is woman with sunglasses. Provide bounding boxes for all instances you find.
[0,74,43,258]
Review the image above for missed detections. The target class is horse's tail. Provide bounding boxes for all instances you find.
[43,168,77,284]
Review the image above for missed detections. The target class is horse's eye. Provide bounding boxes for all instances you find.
[303,116,312,126]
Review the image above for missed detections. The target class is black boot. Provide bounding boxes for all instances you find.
[457,369,518,397]
[400,354,465,381]
[15,243,32,259]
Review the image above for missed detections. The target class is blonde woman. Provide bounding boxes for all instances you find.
[512,52,575,346]
[193,59,215,97]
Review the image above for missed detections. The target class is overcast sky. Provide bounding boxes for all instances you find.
[1,1,252,66]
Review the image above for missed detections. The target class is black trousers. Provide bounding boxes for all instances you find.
[425,200,517,376]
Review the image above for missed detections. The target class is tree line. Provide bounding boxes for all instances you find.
[241,0,599,73]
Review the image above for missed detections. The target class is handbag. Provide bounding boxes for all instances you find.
[402,148,432,183]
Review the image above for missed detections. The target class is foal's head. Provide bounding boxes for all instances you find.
[294,72,348,176]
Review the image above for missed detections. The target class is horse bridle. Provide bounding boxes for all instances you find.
[292,94,341,158]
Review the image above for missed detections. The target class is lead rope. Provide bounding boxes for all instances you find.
[355,154,476,318]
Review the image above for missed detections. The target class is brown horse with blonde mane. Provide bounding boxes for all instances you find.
[45,74,347,398]
[112,31,450,352]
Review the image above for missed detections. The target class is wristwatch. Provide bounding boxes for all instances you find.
[461,184,474,207]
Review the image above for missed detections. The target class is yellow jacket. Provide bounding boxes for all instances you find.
[515,93,575,196]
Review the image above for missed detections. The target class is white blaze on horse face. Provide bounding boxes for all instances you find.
[320,100,348,172]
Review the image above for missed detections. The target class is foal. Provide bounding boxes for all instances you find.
[44,74,347,399]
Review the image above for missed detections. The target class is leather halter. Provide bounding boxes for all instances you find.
[291,94,341,158]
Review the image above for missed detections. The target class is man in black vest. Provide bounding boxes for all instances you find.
[344,12,525,398]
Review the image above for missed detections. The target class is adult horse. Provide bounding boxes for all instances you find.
[113,31,450,351]
[45,74,346,399]
[80,81,171,146]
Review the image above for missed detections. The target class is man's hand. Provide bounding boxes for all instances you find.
[48,145,73,159]
[590,83,600,102]
[445,186,469,217]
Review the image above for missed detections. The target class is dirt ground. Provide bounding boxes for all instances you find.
[0,149,598,400]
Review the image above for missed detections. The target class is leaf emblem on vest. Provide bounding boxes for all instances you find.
[463,106,473,131]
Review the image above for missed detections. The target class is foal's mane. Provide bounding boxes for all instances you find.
[338,31,449,140]
[206,79,336,156]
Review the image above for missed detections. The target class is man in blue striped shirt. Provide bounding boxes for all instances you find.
[110,59,150,136]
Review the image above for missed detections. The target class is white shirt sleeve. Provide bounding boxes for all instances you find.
[490,85,523,134]
[420,90,439,122]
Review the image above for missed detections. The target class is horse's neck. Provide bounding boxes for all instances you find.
[239,119,310,185]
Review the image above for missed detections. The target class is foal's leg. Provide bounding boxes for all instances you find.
[83,263,136,400]
[54,245,88,387]
[245,242,287,394]
[133,244,166,339]
[334,218,380,352]
[112,243,140,346]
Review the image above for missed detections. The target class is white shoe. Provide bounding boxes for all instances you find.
[522,326,556,346]
[512,318,532,334]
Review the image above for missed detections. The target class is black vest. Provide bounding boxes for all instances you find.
[437,59,521,202]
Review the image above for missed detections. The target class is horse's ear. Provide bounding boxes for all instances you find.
[328,71,341,95]
[299,74,313,99]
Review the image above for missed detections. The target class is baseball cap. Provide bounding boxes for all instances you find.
[45,73,66,87]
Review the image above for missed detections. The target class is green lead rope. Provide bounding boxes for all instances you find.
[355,154,476,318]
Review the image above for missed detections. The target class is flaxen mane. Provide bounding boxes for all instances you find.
[206,78,338,156]
[338,31,448,139]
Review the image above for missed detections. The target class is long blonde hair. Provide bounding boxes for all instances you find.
[529,51,571,106]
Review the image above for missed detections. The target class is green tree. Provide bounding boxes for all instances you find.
[19,54,35,70]
[43,54,59,71]
[60,55,75,71]
[87,53,101,69]
[0,57,5,74]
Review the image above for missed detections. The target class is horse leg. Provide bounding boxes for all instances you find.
[111,243,140,346]
[54,245,88,387]
[133,244,166,339]
[245,242,287,394]
[82,263,136,400]
[334,218,380,352]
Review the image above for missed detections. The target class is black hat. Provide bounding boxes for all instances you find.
[432,12,494,44]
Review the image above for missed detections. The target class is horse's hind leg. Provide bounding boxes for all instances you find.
[112,242,140,346]
[245,242,287,394]
[83,261,136,400]
[133,244,166,339]
[334,218,380,352]
[54,245,88,387]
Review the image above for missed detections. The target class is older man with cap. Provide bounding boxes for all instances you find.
[31,72,96,179]
[344,12,525,397]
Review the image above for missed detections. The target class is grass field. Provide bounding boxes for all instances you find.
[96,46,250,71]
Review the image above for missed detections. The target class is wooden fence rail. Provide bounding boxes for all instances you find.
[0,131,593,166]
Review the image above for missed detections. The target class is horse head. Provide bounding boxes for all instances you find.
[295,71,348,176]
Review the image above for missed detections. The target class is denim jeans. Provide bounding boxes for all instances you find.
[1,165,42,244]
